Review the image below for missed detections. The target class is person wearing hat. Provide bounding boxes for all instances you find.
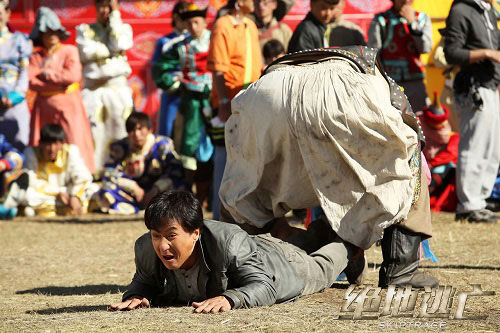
[420,92,459,213]
[254,0,293,52]
[76,0,134,176]
[28,7,95,174]
[0,0,32,151]
[151,1,189,139]
[153,4,213,208]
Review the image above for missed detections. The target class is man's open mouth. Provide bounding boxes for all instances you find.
[163,255,175,261]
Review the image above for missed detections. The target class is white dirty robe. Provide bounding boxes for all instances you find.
[220,59,419,249]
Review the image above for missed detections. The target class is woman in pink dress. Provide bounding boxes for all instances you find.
[28,7,95,173]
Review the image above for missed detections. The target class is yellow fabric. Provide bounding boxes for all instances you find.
[38,82,80,97]
[35,144,70,181]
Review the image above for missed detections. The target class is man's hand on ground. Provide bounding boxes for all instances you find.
[192,296,233,313]
[108,296,150,311]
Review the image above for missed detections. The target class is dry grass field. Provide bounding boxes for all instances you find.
[0,212,498,332]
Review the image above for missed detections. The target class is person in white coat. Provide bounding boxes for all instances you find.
[76,0,134,175]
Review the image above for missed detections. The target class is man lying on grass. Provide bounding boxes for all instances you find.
[109,190,362,313]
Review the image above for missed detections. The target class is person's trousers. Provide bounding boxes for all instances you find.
[455,87,500,213]
[158,92,180,138]
[212,145,227,220]
[255,234,349,296]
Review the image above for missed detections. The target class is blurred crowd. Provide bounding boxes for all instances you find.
[0,0,498,223]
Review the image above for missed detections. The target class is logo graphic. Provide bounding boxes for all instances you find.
[339,284,495,320]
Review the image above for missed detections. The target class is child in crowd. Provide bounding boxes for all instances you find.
[151,0,189,138]
[0,124,97,218]
[420,92,459,212]
[93,112,189,215]
[263,39,285,66]
[288,0,341,52]
[152,4,213,206]
[29,7,95,174]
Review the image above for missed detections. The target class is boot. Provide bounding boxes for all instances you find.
[343,244,367,285]
[378,225,438,289]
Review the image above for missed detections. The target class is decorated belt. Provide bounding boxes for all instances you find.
[39,82,80,97]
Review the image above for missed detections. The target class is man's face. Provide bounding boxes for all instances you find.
[41,140,63,162]
[186,16,207,38]
[310,0,337,25]
[96,1,111,25]
[0,6,10,28]
[256,0,278,20]
[128,123,151,150]
[151,220,200,270]
[393,0,413,11]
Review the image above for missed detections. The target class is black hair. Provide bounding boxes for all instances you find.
[145,190,203,233]
[263,39,285,61]
[40,124,66,143]
[125,112,152,132]
[173,0,189,16]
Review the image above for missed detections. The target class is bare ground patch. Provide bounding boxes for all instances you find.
[0,212,498,332]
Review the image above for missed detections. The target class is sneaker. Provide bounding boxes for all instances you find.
[344,246,368,285]
[455,209,498,223]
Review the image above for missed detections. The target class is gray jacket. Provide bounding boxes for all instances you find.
[122,220,304,309]
[444,0,500,89]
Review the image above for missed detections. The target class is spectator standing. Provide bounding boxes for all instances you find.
[325,0,365,47]
[76,0,134,174]
[287,0,338,53]
[263,39,285,65]
[254,0,294,52]
[368,0,432,112]
[0,0,32,151]
[444,0,500,223]
[152,1,189,138]
[28,7,96,174]
[207,0,262,219]
[153,4,213,206]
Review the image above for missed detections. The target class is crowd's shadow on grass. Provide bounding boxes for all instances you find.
[27,305,108,315]
[16,284,127,296]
